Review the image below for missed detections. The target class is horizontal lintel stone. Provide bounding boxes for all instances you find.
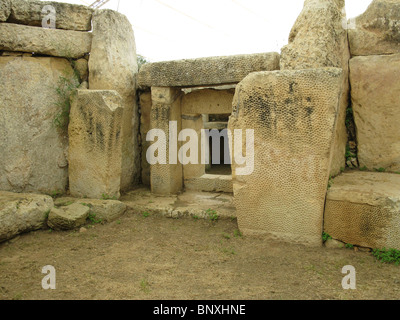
[0,23,92,59]
[138,52,280,88]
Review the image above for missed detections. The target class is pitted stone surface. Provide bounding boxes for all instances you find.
[69,90,124,200]
[138,52,280,88]
[280,0,350,176]
[229,68,343,247]
[324,171,400,250]
[89,9,139,191]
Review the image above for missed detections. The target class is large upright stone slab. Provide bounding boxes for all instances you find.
[0,56,76,194]
[149,87,183,195]
[349,0,400,56]
[229,68,343,246]
[350,54,400,172]
[8,0,93,31]
[324,172,400,250]
[89,9,139,191]
[69,90,124,200]
[0,23,92,59]
[280,0,350,176]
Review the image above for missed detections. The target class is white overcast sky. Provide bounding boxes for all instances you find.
[46,0,373,62]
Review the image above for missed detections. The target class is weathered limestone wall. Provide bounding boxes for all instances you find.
[0,55,76,194]
[68,90,124,199]
[0,1,140,199]
[229,68,343,246]
[280,0,350,176]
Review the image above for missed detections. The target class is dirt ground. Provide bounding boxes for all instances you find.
[0,210,399,300]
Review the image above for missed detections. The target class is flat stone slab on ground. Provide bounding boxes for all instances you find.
[120,188,235,220]
[55,198,127,223]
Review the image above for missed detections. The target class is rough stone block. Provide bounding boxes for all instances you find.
[8,0,93,31]
[350,54,400,172]
[150,87,183,195]
[0,191,54,242]
[48,203,89,231]
[348,0,400,56]
[89,9,139,191]
[0,56,76,194]
[138,52,280,88]
[324,171,400,250]
[280,0,350,176]
[78,199,127,223]
[0,0,11,22]
[229,68,343,247]
[0,23,92,59]
[68,90,124,200]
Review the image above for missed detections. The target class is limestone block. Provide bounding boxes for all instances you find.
[0,56,76,194]
[78,199,127,223]
[8,0,93,31]
[181,89,234,115]
[0,191,54,242]
[138,52,280,88]
[0,0,11,22]
[48,203,89,231]
[68,90,124,200]
[150,87,183,195]
[349,54,400,172]
[0,23,92,59]
[348,0,400,56]
[89,9,139,191]
[229,68,343,247]
[324,172,400,250]
[280,0,350,176]
[139,91,152,186]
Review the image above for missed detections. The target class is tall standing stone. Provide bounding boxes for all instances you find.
[229,68,343,247]
[68,90,124,199]
[149,87,183,195]
[280,0,350,176]
[89,9,139,191]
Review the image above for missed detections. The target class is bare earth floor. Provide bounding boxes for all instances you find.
[1,207,400,300]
